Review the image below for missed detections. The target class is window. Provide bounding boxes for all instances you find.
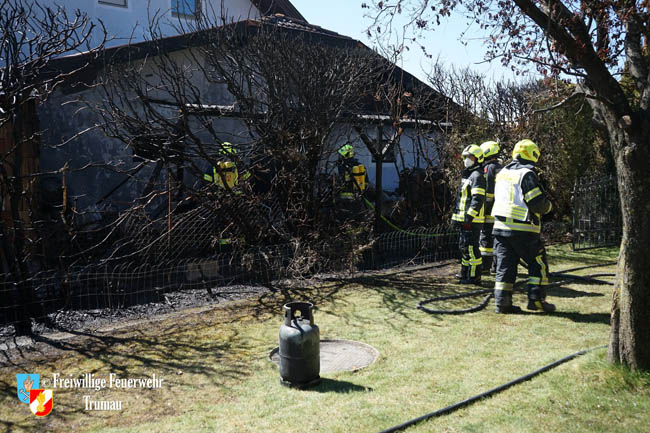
[172,0,200,17]
[99,0,127,6]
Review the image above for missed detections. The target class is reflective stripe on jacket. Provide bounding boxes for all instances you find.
[451,166,486,223]
[491,161,552,234]
[483,159,502,224]
[492,167,533,222]
[203,161,248,190]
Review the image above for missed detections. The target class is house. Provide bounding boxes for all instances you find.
[37,13,454,218]
[1,2,457,322]
[0,0,464,273]
[1,0,308,268]
[33,0,304,48]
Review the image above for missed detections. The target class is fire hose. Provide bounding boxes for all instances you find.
[377,345,606,433]
[417,261,616,314]
[377,261,616,433]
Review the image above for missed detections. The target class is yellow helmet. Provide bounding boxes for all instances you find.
[219,142,236,155]
[512,139,540,163]
[338,144,355,159]
[462,144,484,164]
[480,141,500,159]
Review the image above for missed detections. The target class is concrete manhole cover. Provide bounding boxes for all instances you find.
[269,339,379,373]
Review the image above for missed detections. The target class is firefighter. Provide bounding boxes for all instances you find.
[451,144,486,285]
[203,142,250,191]
[335,143,367,200]
[203,142,250,249]
[492,139,555,313]
[479,140,502,274]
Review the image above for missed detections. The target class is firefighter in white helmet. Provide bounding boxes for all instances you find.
[451,144,486,285]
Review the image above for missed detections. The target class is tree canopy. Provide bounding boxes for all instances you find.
[365,0,650,370]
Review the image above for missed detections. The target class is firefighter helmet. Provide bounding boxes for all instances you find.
[338,144,355,159]
[480,141,500,159]
[462,144,484,164]
[512,139,540,163]
[219,142,236,155]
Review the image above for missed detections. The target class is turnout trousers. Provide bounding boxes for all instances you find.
[458,223,483,280]
[479,222,495,271]
[493,233,550,308]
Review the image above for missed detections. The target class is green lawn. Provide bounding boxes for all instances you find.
[1,244,649,433]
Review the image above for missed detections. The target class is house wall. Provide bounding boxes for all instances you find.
[326,123,443,196]
[38,37,444,217]
[32,0,261,48]
[38,58,252,216]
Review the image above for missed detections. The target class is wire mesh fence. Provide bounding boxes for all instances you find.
[0,224,460,334]
[572,174,622,250]
[360,226,459,270]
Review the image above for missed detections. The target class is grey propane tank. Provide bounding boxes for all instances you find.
[278,301,320,388]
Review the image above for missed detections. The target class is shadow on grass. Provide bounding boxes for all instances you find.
[552,311,610,325]
[548,286,606,298]
[250,281,349,322]
[0,322,250,431]
[547,246,619,265]
[307,377,373,393]
[352,270,490,324]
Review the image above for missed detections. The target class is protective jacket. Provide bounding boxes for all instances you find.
[337,157,367,199]
[482,159,502,224]
[479,158,502,267]
[491,160,552,235]
[451,165,486,223]
[204,161,251,190]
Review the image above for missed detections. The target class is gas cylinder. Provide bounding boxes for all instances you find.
[278,301,320,388]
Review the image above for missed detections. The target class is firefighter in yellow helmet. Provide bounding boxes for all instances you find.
[491,139,555,313]
[479,140,502,274]
[203,142,250,191]
[451,144,486,285]
[336,143,367,201]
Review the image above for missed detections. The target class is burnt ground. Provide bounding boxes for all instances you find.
[0,284,271,351]
[0,261,458,354]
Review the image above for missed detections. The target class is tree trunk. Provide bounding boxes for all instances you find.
[607,116,650,370]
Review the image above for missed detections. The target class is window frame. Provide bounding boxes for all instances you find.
[98,0,128,7]
[172,0,201,19]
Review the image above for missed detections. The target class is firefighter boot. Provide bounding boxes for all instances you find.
[455,265,468,281]
[461,266,482,286]
[527,299,556,313]
[526,285,556,313]
[494,287,521,314]
[495,304,522,314]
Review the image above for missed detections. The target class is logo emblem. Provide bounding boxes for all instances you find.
[29,389,53,416]
[16,374,39,404]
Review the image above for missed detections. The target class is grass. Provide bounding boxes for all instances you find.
[1,243,649,433]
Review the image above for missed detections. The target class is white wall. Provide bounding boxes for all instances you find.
[30,0,261,49]
[327,123,443,195]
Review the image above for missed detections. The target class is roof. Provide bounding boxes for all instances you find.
[47,15,459,120]
[251,0,306,21]
[47,16,366,83]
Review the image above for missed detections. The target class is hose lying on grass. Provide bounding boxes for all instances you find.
[377,344,608,433]
[417,261,616,314]
[380,262,617,432]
